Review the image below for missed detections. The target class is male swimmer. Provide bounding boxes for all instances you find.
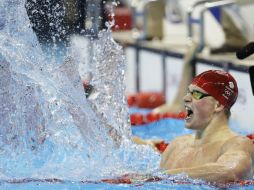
[135,70,254,183]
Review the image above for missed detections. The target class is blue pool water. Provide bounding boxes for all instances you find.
[132,118,191,141]
[1,118,252,190]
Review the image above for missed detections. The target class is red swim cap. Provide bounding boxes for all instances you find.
[191,70,238,109]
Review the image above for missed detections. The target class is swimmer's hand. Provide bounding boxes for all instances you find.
[132,136,166,153]
[82,80,94,98]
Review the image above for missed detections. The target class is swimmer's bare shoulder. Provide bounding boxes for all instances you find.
[166,134,194,152]
[222,135,254,156]
[160,134,193,167]
[170,134,194,147]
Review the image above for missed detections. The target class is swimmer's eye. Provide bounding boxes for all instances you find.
[187,89,211,100]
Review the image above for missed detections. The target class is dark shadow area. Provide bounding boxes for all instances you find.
[25,0,110,43]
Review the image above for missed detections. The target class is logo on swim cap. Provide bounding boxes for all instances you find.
[191,70,238,109]
[229,82,234,89]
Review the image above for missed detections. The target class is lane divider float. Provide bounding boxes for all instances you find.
[127,92,166,109]
[130,111,187,126]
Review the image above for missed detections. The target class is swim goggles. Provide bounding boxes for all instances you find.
[187,89,211,100]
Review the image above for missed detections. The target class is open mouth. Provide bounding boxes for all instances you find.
[185,106,193,121]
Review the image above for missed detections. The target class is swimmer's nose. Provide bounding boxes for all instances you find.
[183,92,192,103]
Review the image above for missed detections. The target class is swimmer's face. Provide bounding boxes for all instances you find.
[183,84,218,130]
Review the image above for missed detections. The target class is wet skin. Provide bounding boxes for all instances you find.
[160,84,254,183]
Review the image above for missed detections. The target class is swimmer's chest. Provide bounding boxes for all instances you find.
[164,141,223,169]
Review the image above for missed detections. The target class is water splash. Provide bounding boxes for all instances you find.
[104,1,117,30]
[0,0,159,181]
[0,0,114,180]
[88,31,131,142]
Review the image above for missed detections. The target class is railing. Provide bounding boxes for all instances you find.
[187,0,236,52]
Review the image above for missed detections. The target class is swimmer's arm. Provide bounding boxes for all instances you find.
[132,136,164,152]
[132,136,148,145]
[165,150,253,183]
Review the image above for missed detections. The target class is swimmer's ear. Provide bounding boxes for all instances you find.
[214,101,224,112]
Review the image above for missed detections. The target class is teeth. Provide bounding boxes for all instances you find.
[185,107,191,113]
[185,106,193,119]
